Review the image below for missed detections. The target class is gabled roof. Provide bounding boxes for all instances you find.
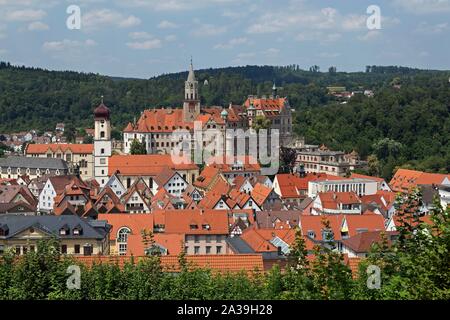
[239,227,296,253]
[251,183,272,207]
[25,143,94,155]
[255,210,300,229]
[317,192,361,210]
[342,231,398,253]
[162,209,229,235]
[389,169,450,193]
[275,173,328,198]
[108,154,198,176]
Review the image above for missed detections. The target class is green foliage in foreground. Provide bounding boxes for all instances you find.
[0,191,448,300]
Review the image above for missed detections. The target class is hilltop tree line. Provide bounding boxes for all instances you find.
[0,62,449,178]
[0,191,448,300]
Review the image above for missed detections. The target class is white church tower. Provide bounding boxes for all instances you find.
[93,98,112,187]
[183,59,201,122]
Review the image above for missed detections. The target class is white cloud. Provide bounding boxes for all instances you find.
[119,15,141,28]
[119,0,240,12]
[392,0,450,14]
[129,31,153,39]
[232,52,255,64]
[28,21,49,31]
[296,31,341,44]
[4,9,46,21]
[264,48,280,57]
[415,22,448,34]
[158,20,178,29]
[191,22,227,37]
[42,39,96,51]
[214,37,248,49]
[126,39,162,50]
[358,30,382,41]
[318,52,340,58]
[165,34,177,42]
[82,9,141,30]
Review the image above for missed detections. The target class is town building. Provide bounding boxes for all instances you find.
[25,144,94,180]
[294,144,364,177]
[0,214,111,256]
[0,156,69,180]
[308,177,378,198]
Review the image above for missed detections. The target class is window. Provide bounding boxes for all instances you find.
[22,246,28,255]
[194,235,200,243]
[216,246,222,254]
[100,158,106,165]
[61,245,67,254]
[74,245,80,254]
[117,227,131,255]
[194,246,200,255]
[15,246,21,255]
[216,235,222,243]
[206,246,211,254]
[101,148,105,154]
[83,245,92,256]
[100,131,105,138]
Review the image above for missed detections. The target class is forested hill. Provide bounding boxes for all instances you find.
[0,61,449,176]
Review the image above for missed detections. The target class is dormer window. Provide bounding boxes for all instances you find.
[190,224,198,230]
[73,225,83,235]
[202,224,210,230]
[59,225,69,236]
[0,224,9,236]
[307,230,315,239]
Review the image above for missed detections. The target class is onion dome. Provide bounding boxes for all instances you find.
[94,102,110,120]
[221,109,228,119]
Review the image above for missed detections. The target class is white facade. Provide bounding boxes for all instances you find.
[308,178,378,198]
[104,174,127,197]
[38,179,57,213]
[94,108,112,187]
[162,173,188,196]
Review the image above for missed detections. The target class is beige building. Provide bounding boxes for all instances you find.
[25,144,94,180]
[0,215,111,256]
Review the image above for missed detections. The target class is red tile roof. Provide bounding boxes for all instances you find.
[318,192,361,210]
[108,154,198,176]
[25,143,93,154]
[251,183,272,207]
[275,173,329,199]
[389,169,450,193]
[159,209,230,235]
[74,254,264,274]
[240,227,296,252]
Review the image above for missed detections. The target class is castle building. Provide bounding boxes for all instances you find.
[123,62,293,157]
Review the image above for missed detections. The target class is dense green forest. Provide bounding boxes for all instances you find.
[0,61,449,178]
[0,191,448,300]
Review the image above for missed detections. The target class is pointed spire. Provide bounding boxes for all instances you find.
[101,95,104,104]
[187,57,196,82]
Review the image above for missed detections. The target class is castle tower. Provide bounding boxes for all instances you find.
[183,59,201,122]
[93,98,112,187]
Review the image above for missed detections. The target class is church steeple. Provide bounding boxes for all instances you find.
[183,58,200,122]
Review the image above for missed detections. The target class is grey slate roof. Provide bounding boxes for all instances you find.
[0,156,68,170]
[226,236,255,254]
[0,214,111,240]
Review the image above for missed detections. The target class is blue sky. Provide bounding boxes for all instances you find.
[0,0,449,78]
